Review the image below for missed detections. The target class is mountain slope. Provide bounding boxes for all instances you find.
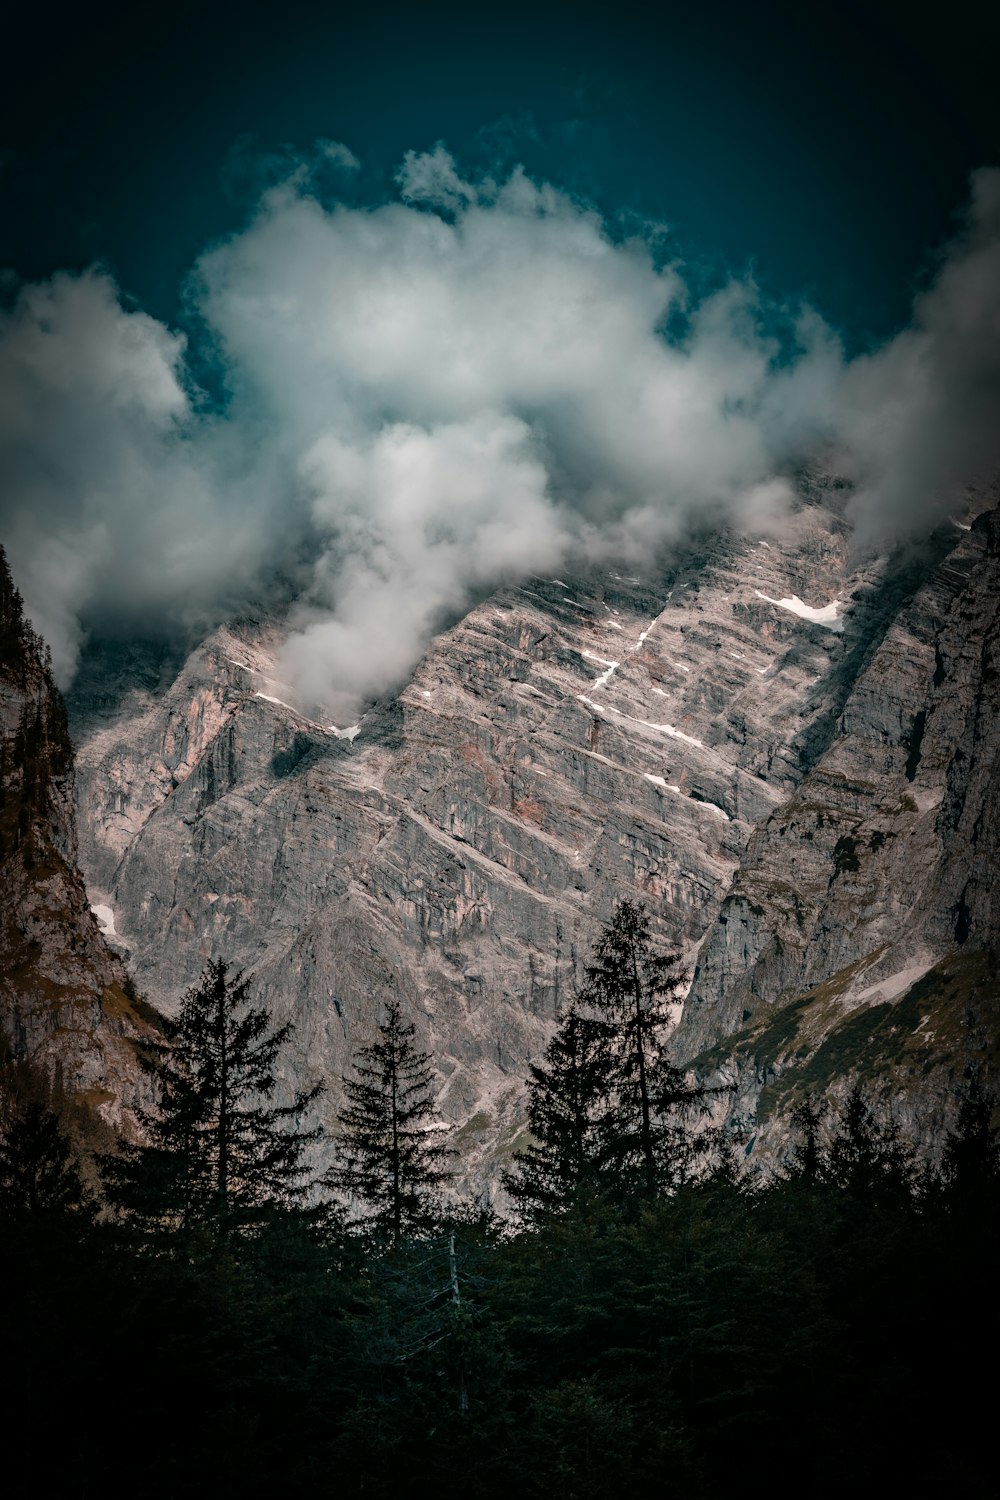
[65,487,997,1176]
[674,504,1000,1147]
[0,549,158,1136]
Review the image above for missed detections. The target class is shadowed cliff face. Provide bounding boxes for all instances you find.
[0,551,159,1137]
[673,503,1000,1154]
[66,490,998,1182]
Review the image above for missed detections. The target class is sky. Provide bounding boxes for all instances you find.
[1,0,998,719]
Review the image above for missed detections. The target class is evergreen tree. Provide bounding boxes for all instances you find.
[330,1000,453,1244]
[581,899,709,1194]
[103,958,323,1240]
[502,1005,617,1220]
[788,1092,824,1181]
[820,1085,916,1200]
[0,1097,93,1221]
[937,1083,1000,1206]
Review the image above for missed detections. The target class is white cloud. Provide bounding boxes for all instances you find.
[835,166,1000,534]
[318,140,361,174]
[1,149,997,713]
[0,270,293,679]
[281,412,566,718]
[396,143,478,212]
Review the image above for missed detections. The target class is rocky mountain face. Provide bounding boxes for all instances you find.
[675,501,1000,1154]
[0,550,158,1139]
[65,487,999,1182]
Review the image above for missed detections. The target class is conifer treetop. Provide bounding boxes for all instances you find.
[330,998,453,1245]
[103,957,324,1238]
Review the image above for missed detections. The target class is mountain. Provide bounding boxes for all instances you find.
[675,501,1000,1152]
[0,549,158,1139]
[62,484,999,1182]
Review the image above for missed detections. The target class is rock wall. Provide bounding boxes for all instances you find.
[673,504,1000,1153]
[0,550,158,1136]
[67,490,998,1179]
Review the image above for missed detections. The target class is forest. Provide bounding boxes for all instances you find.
[1,902,997,1498]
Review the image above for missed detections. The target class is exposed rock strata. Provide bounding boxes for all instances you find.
[67,493,998,1178]
[674,504,1000,1152]
[0,552,158,1136]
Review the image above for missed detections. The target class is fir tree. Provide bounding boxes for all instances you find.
[0,1098,93,1221]
[502,1004,616,1220]
[937,1083,1000,1206]
[103,958,323,1240]
[581,899,709,1194]
[820,1085,916,1200]
[330,1000,453,1245]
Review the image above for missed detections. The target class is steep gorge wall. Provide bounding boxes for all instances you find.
[0,551,158,1136]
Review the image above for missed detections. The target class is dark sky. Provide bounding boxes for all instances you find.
[2,0,998,350]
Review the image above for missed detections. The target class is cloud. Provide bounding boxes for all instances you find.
[834,166,1000,535]
[281,412,565,718]
[0,269,306,679]
[1,148,996,716]
[396,143,478,212]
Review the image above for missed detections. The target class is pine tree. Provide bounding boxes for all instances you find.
[937,1083,1000,1207]
[0,1098,93,1221]
[103,958,324,1240]
[787,1093,824,1182]
[581,899,709,1194]
[330,1000,453,1245]
[502,1005,617,1220]
[820,1085,916,1200]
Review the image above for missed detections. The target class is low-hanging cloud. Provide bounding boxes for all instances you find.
[1,149,998,718]
[835,166,1000,536]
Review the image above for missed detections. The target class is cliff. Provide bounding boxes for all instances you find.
[66,486,999,1178]
[674,502,1000,1152]
[0,549,158,1137]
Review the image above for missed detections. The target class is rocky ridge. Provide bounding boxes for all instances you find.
[0,550,158,1137]
[675,503,1000,1155]
[65,485,998,1180]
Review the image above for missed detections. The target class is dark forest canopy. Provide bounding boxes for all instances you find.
[2,905,998,1496]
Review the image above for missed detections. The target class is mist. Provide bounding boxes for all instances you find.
[1,149,997,721]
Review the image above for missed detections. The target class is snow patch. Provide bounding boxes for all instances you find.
[854,955,937,1006]
[256,689,361,742]
[754,589,844,631]
[579,697,704,748]
[255,691,299,712]
[695,799,730,820]
[644,775,729,819]
[639,719,703,747]
[583,650,620,690]
[92,904,118,938]
[644,774,682,794]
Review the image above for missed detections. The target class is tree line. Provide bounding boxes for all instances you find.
[87,899,716,1247]
[1,901,997,1498]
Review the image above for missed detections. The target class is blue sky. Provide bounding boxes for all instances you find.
[1,0,998,713]
[2,0,997,346]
